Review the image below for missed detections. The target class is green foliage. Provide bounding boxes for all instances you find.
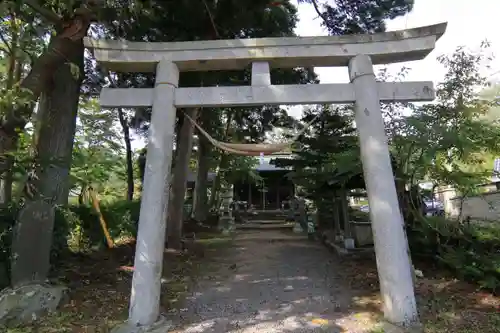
[388,43,500,195]
[408,216,500,292]
[347,204,500,292]
[71,98,129,201]
[224,155,262,185]
[274,104,360,198]
[272,105,360,229]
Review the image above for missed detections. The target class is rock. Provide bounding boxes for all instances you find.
[111,316,173,333]
[0,283,68,326]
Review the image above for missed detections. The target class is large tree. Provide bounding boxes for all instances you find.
[3,0,149,288]
[3,0,103,288]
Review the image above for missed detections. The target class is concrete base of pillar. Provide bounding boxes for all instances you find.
[344,238,355,249]
[220,216,235,235]
[381,321,423,333]
[111,316,172,333]
[222,226,235,236]
[292,222,303,233]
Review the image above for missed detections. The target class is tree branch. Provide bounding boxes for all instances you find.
[18,41,36,69]
[0,33,12,55]
[309,0,330,28]
[201,0,220,39]
[106,71,118,88]
[23,0,62,25]
[0,45,11,55]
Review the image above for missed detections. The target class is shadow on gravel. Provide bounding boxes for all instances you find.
[168,234,500,333]
[167,237,382,332]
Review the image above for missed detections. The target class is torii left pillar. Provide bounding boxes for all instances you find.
[128,60,179,327]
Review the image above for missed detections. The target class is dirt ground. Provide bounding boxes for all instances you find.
[5,231,500,333]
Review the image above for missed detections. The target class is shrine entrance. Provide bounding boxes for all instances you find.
[86,22,447,330]
[234,169,294,210]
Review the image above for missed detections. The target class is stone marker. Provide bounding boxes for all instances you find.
[10,200,55,286]
[111,315,172,333]
[0,200,69,327]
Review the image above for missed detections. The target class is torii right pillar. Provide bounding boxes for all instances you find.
[349,54,419,328]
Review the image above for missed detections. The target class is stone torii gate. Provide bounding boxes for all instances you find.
[85,22,446,331]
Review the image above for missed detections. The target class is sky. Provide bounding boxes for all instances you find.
[130,0,500,150]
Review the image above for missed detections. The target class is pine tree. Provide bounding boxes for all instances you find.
[299,0,414,35]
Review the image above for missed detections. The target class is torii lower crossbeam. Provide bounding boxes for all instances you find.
[99,81,434,108]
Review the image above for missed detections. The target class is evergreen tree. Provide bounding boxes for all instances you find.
[300,0,414,35]
[273,105,360,228]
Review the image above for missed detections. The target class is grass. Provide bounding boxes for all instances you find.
[2,232,232,333]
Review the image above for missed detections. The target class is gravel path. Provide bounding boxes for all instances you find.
[167,230,380,333]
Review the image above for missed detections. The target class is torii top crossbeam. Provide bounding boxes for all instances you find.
[84,23,446,73]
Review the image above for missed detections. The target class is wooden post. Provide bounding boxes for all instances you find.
[332,195,341,235]
[89,187,114,249]
[248,181,252,207]
[276,180,280,210]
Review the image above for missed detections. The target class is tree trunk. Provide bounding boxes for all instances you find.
[339,187,351,237]
[0,162,14,204]
[208,155,227,210]
[10,32,84,286]
[332,197,341,233]
[166,108,199,250]
[208,111,233,209]
[0,20,20,204]
[118,108,134,201]
[192,136,210,222]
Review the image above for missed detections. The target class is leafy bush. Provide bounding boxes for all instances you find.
[0,199,141,287]
[345,208,499,292]
[407,217,500,293]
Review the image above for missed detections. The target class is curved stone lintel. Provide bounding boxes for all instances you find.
[85,23,447,73]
